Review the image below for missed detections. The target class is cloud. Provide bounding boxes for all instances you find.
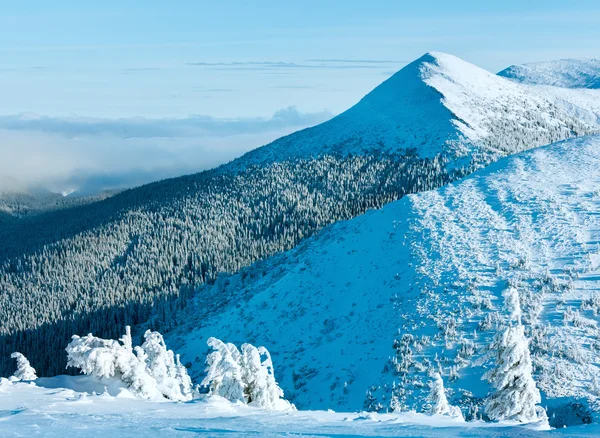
[305,59,401,64]
[0,107,333,195]
[0,107,332,139]
[186,60,404,70]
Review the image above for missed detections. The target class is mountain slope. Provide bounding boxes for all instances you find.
[2,52,600,378]
[499,59,600,89]
[0,188,117,220]
[169,135,600,425]
[234,52,600,169]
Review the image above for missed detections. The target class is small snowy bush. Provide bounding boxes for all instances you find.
[10,352,37,381]
[428,373,463,419]
[202,337,294,410]
[66,326,192,401]
[202,338,245,403]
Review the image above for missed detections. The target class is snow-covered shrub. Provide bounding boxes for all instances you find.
[478,312,501,332]
[202,337,294,410]
[244,344,292,410]
[483,289,548,424]
[202,338,245,403]
[428,373,463,419]
[66,326,192,401]
[10,352,37,381]
[141,330,193,401]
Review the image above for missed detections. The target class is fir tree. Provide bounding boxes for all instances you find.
[483,288,548,424]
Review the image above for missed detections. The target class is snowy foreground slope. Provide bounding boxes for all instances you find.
[169,135,600,424]
[2,377,600,436]
[499,59,600,89]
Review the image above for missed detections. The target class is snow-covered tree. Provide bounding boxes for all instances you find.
[142,330,192,401]
[483,288,548,424]
[203,338,294,410]
[202,337,245,403]
[239,344,293,410]
[66,333,122,379]
[10,352,37,381]
[503,287,522,323]
[256,346,291,410]
[428,372,463,419]
[66,326,192,401]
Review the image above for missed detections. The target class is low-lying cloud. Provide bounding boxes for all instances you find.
[0,107,331,139]
[0,107,333,196]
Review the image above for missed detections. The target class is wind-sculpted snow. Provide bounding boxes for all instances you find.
[499,59,600,89]
[169,136,600,426]
[3,377,574,437]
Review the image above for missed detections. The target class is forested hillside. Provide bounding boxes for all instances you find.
[0,189,117,220]
[0,153,450,375]
[1,52,600,377]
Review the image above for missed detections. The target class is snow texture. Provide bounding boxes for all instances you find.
[170,135,600,426]
[0,376,573,436]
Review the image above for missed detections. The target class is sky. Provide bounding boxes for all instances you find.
[1,0,599,194]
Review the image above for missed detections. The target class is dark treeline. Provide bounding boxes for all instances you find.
[0,152,457,376]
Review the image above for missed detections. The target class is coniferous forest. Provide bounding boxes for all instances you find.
[0,151,453,376]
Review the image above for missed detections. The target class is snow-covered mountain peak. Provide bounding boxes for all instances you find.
[233,52,600,170]
[499,58,600,89]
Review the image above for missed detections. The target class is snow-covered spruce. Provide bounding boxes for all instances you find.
[10,352,37,381]
[202,338,245,403]
[483,288,547,424]
[428,373,463,419]
[66,326,192,401]
[202,337,294,410]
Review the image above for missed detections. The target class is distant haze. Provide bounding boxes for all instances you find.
[0,108,333,195]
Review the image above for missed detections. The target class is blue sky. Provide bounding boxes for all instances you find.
[3,0,600,118]
[1,1,599,193]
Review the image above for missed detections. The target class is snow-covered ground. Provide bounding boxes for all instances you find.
[1,377,596,437]
[169,135,600,425]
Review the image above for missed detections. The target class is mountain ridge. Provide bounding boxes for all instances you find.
[499,58,600,89]
[227,52,600,171]
[169,135,600,426]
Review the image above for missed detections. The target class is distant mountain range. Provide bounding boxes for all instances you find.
[2,51,600,392]
[500,58,600,89]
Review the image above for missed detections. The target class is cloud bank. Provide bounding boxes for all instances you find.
[0,107,333,195]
